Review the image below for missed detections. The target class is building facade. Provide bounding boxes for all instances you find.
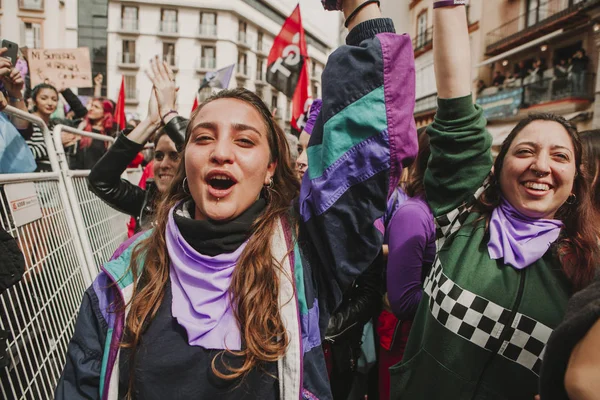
[106,0,339,129]
[476,0,599,149]
[388,0,600,152]
[0,0,79,53]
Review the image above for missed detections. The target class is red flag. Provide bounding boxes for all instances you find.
[266,4,309,131]
[114,76,126,130]
[191,94,199,112]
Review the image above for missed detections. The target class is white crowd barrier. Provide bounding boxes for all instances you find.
[0,106,140,399]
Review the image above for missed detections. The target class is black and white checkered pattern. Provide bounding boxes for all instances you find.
[424,258,552,376]
[434,181,488,249]
[498,313,552,375]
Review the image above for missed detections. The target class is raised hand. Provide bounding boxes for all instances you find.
[2,68,24,99]
[147,87,160,125]
[94,73,103,87]
[145,56,177,121]
[0,49,13,78]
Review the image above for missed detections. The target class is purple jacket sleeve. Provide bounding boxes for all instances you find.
[386,198,435,321]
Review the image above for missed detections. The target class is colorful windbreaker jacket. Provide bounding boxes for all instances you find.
[55,18,417,400]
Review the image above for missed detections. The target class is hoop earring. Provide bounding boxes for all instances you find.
[566,193,577,205]
[182,177,190,194]
[262,177,274,200]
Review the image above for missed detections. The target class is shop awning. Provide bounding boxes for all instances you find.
[475,29,565,68]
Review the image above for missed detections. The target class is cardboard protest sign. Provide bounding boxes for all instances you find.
[27,48,92,88]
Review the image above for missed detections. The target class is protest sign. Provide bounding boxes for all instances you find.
[27,48,92,88]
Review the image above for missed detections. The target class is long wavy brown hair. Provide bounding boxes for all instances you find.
[404,126,431,197]
[579,130,600,211]
[120,89,300,394]
[477,113,600,291]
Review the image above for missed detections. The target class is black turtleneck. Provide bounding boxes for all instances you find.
[173,198,267,256]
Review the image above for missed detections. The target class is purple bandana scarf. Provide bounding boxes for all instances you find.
[166,205,246,350]
[487,199,563,270]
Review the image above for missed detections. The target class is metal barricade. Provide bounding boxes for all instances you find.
[0,107,91,399]
[52,125,130,275]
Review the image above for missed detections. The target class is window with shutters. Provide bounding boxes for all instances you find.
[201,46,216,69]
[237,52,247,76]
[121,6,138,31]
[124,75,137,100]
[22,19,43,49]
[161,9,178,34]
[122,40,136,64]
[163,42,176,67]
[416,11,427,49]
[200,12,217,36]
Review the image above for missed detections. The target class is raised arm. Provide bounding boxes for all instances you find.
[433,5,471,99]
[61,89,88,119]
[301,1,417,309]
[87,87,162,217]
[424,3,492,217]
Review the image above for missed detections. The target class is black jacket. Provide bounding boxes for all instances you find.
[87,116,188,231]
[325,252,384,362]
[0,226,25,368]
[0,226,25,295]
[539,271,600,400]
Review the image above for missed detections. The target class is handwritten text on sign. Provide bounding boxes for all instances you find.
[28,48,92,88]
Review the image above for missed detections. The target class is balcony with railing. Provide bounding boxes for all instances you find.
[485,0,589,56]
[120,19,139,33]
[522,72,595,106]
[413,27,433,57]
[19,0,43,10]
[198,24,217,39]
[117,52,139,68]
[196,57,216,72]
[237,32,254,50]
[476,72,595,120]
[159,21,179,36]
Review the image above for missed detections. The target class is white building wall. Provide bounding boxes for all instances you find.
[0,0,78,50]
[107,0,338,125]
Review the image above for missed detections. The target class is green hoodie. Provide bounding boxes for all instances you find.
[390,95,571,400]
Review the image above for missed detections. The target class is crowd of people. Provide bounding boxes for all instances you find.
[1,0,600,399]
[477,48,591,102]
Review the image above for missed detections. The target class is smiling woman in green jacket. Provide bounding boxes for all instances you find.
[390,2,600,400]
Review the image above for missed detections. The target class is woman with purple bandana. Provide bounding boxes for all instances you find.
[56,1,419,399]
[390,3,600,400]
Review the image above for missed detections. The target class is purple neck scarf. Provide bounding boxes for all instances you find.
[487,199,563,270]
[166,205,245,350]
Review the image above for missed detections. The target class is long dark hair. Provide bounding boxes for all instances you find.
[120,89,300,395]
[404,126,431,197]
[579,130,600,210]
[478,113,600,290]
[31,83,58,112]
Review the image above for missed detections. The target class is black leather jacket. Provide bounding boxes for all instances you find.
[324,251,384,377]
[87,116,188,232]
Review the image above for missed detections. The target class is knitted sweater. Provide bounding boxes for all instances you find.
[390,96,572,400]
